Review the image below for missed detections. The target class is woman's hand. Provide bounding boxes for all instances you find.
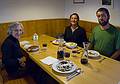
[19,62,26,67]
[18,56,26,67]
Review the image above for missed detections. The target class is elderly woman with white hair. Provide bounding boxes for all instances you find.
[1,22,27,78]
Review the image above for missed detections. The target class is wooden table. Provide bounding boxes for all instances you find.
[20,34,120,84]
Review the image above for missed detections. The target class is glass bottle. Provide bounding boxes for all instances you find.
[81,42,90,64]
[32,33,39,46]
[81,50,88,64]
[33,33,38,41]
[57,43,64,60]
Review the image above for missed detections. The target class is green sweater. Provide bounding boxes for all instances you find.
[90,25,120,57]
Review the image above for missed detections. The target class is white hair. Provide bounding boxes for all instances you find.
[7,22,24,35]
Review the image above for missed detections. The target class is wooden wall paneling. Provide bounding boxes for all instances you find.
[59,19,69,33]
[80,20,92,32]
[46,19,68,37]
[79,20,85,28]
[53,19,60,37]
[21,21,36,38]
[52,19,67,37]
[0,23,9,58]
[51,19,58,37]
[57,19,68,37]
[0,23,9,45]
[46,19,54,37]
[91,22,98,30]
[36,20,48,36]
[80,20,92,38]
[88,22,98,39]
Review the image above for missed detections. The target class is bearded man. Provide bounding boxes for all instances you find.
[90,8,120,60]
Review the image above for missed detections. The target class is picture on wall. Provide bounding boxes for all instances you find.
[102,0,112,5]
[73,0,85,4]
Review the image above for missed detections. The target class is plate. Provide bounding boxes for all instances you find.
[88,50,100,58]
[20,41,30,46]
[65,42,77,49]
[26,45,39,52]
[52,60,77,74]
[52,39,66,45]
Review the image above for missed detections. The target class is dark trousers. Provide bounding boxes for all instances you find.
[27,59,59,84]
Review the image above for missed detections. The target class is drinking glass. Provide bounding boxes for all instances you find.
[57,46,65,60]
[57,50,64,60]
[42,43,47,51]
[71,49,77,57]
[64,52,70,60]
[59,38,65,47]
[58,35,65,47]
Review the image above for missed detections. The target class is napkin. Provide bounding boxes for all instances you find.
[23,44,32,49]
[20,41,30,46]
[41,56,58,65]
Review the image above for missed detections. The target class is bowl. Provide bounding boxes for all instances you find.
[65,42,77,49]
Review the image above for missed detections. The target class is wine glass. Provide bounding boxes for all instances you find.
[71,48,77,57]
[42,43,47,51]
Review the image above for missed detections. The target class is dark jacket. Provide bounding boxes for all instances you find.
[1,35,23,75]
[64,26,88,47]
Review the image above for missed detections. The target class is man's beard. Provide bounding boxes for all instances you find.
[99,19,109,26]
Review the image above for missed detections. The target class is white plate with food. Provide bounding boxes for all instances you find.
[52,60,77,74]
[88,50,100,58]
[65,42,77,49]
[26,45,39,52]
[52,39,66,45]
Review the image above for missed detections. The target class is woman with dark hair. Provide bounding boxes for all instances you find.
[64,13,88,47]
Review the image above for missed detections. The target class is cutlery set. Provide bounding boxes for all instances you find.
[66,68,83,81]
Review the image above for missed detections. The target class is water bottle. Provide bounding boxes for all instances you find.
[32,33,39,46]
[33,33,38,41]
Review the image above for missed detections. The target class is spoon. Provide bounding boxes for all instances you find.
[66,68,81,81]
